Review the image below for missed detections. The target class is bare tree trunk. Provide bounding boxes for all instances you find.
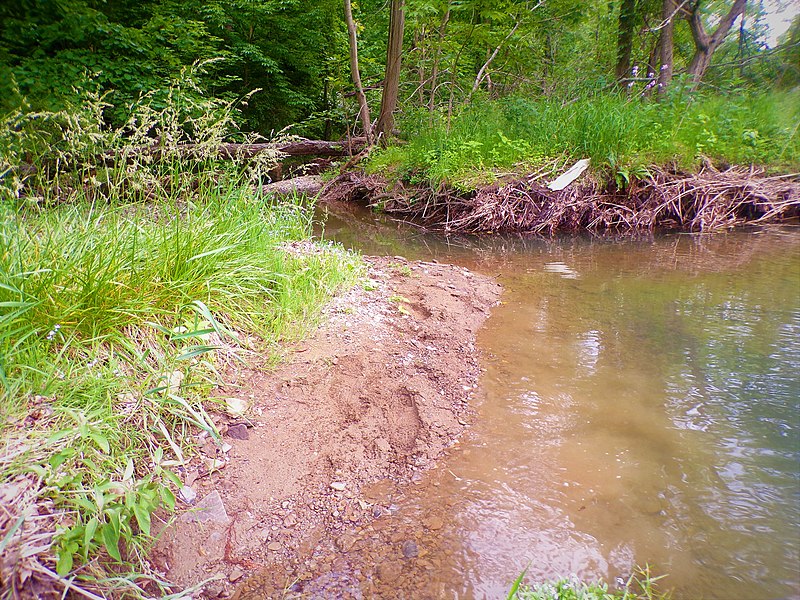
[615,0,637,83]
[414,27,426,106]
[466,20,520,103]
[685,0,747,87]
[376,0,405,140]
[344,0,372,144]
[428,4,451,112]
[656,0,677,96]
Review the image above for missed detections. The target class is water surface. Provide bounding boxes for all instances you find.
[319,207,800,599]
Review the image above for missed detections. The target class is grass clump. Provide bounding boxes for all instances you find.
[0,67,363,598]
[367,90,800,190]
[509,566,671,600]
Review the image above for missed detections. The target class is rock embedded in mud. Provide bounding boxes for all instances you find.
[330,481,347,491]
[267,541,282,552]
[377,560,403,584]
[401,540,419,558]
[423,516,444,531]
[179,485,197,504]
[180,490,229,524]
[226,423,250,440]
[335,533,357,552]
[225,397,248,416]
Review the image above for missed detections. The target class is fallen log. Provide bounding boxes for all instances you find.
[260,175,324,197]
[178,137,369,159]
[9,137,369,177]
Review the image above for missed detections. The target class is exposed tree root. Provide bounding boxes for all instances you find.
[321,166,800,234]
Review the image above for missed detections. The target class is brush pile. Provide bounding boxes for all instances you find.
[322,166,799,234]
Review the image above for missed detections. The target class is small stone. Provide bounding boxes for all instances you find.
[204,581,225,598]
[178,486,197,504]
[226,423,249,440]
[423,516,444,531]
[180,491,229,524]
[377,561,403,584]
[228,568,245,582]
[267,541,282,552]
[225,397,248,417]
[336,534,357,552]
[401,540,419,559]
[330,482,346,492]
[283,514,297,528]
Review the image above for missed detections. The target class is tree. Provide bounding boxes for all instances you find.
[615,0,638,83]
[656,0,678,94]
[685,0,747,86]
[376,0,405,139]
[344,0,373,143]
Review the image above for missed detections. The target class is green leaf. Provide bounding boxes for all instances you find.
[83,517,99,559]
[175,344,220,361]
[133,503,152,536]
[56,547,74,576]
[90,432,110,454]
[101,523,122,561]
[159,486,176,511]
[506,566,528,600]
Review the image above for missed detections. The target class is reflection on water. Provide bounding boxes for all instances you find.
[319,206,800,600]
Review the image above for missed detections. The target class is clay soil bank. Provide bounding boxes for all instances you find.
[152,255,501,599]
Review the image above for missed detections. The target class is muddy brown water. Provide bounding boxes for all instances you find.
[314,205,800,600]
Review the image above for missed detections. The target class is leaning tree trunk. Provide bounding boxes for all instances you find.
[615,0,637,83]
[376,0,405,140]
[656,0,677,96]
[686,0,747,87]
[344,0,372,144]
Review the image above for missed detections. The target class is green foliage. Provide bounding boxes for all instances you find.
[0,82,362,595]
[511,566,670,600]
[367,90,800,189]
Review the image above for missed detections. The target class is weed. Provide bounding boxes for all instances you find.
[369,91,799,190]
[0,65,363,597]
[510,566,671,600]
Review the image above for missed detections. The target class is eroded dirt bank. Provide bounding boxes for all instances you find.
[151,256,501,598]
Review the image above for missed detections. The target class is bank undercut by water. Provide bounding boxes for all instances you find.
[324,92,799,234]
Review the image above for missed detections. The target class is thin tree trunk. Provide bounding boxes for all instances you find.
[685,0,747,87]
[376,0,405,140]
[466,20,520,103]
[344,0,372,143]
[656,0,677,96]
[615,0,637,83]
[415,27,426,106]
[428,4,451,112]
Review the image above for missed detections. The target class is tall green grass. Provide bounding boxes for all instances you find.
[0,190,361,596]
[368,91,800,189]
[0,68,363,597]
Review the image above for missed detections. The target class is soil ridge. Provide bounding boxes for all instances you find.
[151,255,501,598]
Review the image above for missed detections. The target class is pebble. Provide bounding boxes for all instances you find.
[377,561,403,584]
[330,482,346,491]
[283,514,298,528]
[226,424,249,440]
[423,516,444,531]
[225,397,248,416]
[228,568,245,582]
[401,540,419,558]
[267,541,282,551]
[178,486,197,504]
[336,534,357,552]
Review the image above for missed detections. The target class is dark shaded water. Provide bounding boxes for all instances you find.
[317,204,800,599]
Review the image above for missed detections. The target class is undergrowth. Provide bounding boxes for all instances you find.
[0,66,362,598]
[367,90,800,190]
[509,566,671,600]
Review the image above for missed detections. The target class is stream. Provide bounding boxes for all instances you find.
[315,204,800,600]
